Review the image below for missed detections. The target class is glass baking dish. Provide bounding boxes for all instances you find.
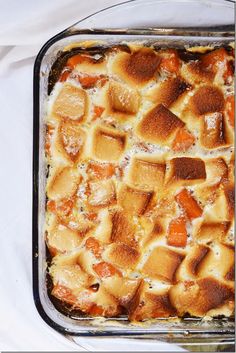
[33,0,235,350]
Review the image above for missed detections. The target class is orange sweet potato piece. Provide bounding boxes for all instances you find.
[88,304,104,316]
[172,128,195,152]
[59,68,72,82]
[176,189,203,220]
[47,198,74,217]
[167,217,187,247]
[93,262,122,278]
[93,105,105,120]
[67,54,86,68]
[159,50,180,73]
[89,162,115,179]
[85,237,102,258]
[52,285,77,305]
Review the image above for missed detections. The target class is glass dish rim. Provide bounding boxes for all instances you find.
[33,1,235,339]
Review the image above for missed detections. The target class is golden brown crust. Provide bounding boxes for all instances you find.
[168,157,206,184]
[103,277,141,307]
[47,167,81,200]
[181,61,215,85]
[52,83,87,121]
[110,209,137,248]
[118,184,153,216]
[108,81,141,115]
[113,48,160,87]
[176,245,210,280]
[128,282,176,321]
[142,247,185,283]
[146,77,191,107]
[224,184,235,220]
[137,104,185,144]
[88,179,116,208]
[128,157,166,190]
[142,218,166,247]
[203,186,233,222]
[195,221,231,244]
[46,43,234,322]
[169,277,234,316]
[106,243,140,270]
[190,85,224,115]
[200,113,228,149]
[55,119,86,162]
[186,245,210,277]
[92,126,127,161]
[225,265,235,281]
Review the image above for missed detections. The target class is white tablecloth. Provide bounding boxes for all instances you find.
[0,0,232,351]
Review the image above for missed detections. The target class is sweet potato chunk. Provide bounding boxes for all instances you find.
[88,162,115,180]
[167,217,187,248]
[159,49,180,74]
[93,261,121,278]
[172,128,195,152]
[175,189,203,220]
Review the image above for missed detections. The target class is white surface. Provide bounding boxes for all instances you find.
[0,0,233,351]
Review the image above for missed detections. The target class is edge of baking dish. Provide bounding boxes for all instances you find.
[33,0,235,346]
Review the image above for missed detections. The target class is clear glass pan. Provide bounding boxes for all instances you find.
[33,0,235,350]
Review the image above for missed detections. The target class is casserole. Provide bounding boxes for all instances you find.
[33,0,235,350]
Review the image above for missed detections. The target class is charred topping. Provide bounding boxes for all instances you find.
[178,45,233,62]
[48,44,130,95]
[48,45,233,94]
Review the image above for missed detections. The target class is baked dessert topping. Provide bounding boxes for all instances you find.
[45,43,234,322]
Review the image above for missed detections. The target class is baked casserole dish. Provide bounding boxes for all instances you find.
[44,42,235,322]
